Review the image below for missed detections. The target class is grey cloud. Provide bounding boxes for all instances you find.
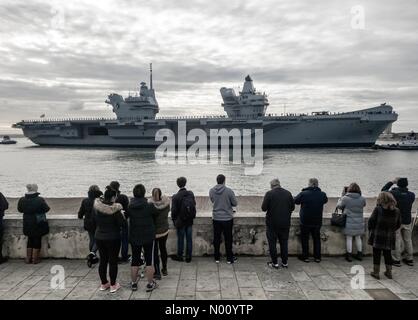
[0,0,417,132]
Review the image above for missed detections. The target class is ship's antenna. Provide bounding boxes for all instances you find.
[283,103,286,115]
[150,63,153,90]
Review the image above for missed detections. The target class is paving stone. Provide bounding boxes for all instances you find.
[290,271,311,282]
[177,279,196,296]
[311,275,343,290]
[302,264,327,276]
[150,288,177,300]
[323,289,354,300]
[236,271,262,288]
[195,291,221,300]
[220,277,240,299]
[239,287,267,300]
[265,289,307,300]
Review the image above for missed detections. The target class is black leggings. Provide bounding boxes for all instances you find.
[27,236,42,249]
[373,247,392,265]
[154,234,168,274]
[96,239,120,286]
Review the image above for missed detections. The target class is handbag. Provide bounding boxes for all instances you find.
[36,213,50,236]
[331,207,346,227]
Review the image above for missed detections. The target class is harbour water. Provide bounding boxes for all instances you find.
[1,137,417,198]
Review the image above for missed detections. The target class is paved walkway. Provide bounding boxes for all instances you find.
[0,257,417,300]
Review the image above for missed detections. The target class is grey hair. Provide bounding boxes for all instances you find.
[308,178,319,188]
[270,179,281,188]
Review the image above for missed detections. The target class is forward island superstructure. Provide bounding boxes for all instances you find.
[13,65,398,147]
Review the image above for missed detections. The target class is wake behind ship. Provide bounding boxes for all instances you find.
[13,65,398,147]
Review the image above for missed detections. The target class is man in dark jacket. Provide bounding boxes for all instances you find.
[0,191,9,264]
[127,184,158,292]
[171,177,196,263]
[109,181,131,263]
[78,185,103,267]
[382,178,416,266]
[261,179,295,269]
[294,178,328,263]
[209,174,238,264]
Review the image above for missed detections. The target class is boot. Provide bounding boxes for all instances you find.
[370,264,380,280]
[25,248,33,264]
[384,264,393,279]
[354,252,363,261]
[345,252,352,262]
[32,249,41,264]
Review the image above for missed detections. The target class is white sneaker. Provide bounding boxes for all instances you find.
[110,283,121,293]
[99,282,110,291]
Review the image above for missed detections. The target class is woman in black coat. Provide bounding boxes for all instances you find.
[94,187,126,294]
[368,192,401,280]
[17,184,50,264]
[78,185,103,267]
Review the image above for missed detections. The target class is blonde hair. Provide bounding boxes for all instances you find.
[377,192,397,210]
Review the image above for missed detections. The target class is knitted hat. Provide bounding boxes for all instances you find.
[26,184,38,195]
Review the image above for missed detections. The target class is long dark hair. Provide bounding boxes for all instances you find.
[152,188,162,201]
[104,186,117,202]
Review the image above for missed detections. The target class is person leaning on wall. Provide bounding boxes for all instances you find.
[17,184,50,264]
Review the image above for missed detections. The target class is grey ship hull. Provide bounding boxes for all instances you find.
[14,106,397,148]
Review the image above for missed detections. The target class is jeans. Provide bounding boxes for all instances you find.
[88,230,97,254]
[373,247,392,266]
[300,225,321,260]
[154,234,168,275]
[177,226,193,258]
[120,223,129,260]
[392,223,414,261]
[346,235,362,253]
[96,239,120,286]
[213,219,234,261]
[266,226,289,265]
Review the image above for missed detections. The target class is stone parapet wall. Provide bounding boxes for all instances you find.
[2,197,417,258]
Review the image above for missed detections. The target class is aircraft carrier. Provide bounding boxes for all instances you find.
[13,65,398,147]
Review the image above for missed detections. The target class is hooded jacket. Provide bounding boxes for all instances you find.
[127,197,158,245]
[337,192,366,236]
[294,187,328,227]
[0,192,8,217]
[93,199,126,241]
[261,187,295,229]
[382,182,415,225]
[149,196,170,237]
[209,184,238,221]
[17,193,50,237]
[78,190,103,232]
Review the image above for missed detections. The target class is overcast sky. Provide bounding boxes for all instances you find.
[0,0,417,132]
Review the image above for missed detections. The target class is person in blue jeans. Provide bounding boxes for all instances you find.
[171,177,196,263]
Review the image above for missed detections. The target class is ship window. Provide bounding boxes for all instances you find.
[88,127,109,136]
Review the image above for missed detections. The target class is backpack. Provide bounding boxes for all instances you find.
[179,192,196,221]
